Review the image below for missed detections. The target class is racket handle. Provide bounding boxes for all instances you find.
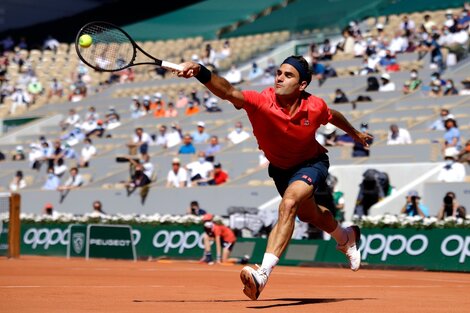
[161,61,184,71]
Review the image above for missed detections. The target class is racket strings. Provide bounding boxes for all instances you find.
[78,23,134,71]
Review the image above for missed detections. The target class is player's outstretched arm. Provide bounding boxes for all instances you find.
[177,62,246,110]
[330,109,373,146]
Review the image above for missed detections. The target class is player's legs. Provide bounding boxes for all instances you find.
[265,180,314,256]
[297,194,361,271]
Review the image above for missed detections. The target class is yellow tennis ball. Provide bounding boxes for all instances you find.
[79,34,93,48]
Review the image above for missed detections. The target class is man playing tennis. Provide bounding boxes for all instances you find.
[177,55,372,300]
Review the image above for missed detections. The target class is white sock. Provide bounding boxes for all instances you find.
[329,223,348,246]
[260,253,279,276]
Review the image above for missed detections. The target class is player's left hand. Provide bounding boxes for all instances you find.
[353,131,374,147]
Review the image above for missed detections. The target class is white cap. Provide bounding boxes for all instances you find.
[191,54,199,61]
[132,95,138,100]
[143,95,150,100]
[172,157,181,164]
[197,121,205,127]
[446,9,453,15]
[16,145,23,151]
[155,92,162,99]
[445,114,455,120]
[381,73,391,80]
[376,23,384,29]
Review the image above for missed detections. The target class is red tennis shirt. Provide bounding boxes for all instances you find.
[212,224,236,243]
[242,87,332,169]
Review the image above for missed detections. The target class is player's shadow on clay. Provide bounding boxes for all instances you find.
[133,297,372,308]
[247,297,373,309]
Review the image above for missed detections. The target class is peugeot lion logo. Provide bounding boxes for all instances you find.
[72,233,85,254]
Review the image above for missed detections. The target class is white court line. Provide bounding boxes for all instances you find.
[0,285,186,288]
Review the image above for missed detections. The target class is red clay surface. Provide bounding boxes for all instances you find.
[1,256,469,313]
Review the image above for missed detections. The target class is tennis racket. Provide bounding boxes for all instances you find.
[75,21,183,72]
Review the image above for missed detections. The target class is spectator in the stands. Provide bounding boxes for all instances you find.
[378,73,396,92]
[9,170,26,192]
[166,157,188,188]
[166,123,183,148]
[60,108,81,131]
[104,106,121,130]
[366,76,380,91]
[429,79,444,97]
[205,135,222,161]
[437,150,466,182]
[265,58,276,77]
[388,30,409,54]
[175,89,189,108]
[43,35,60,52]
[227,121,250,144]
[91,200,107,216]
[191,121,210,144]
[185,101,200,116]
[42,167,60,190]
[460,77,470,95]
[333,89,349,104]
[400,15,416,38]
[348,122,373,157]
[207,162,229,185]
[164,102,178,117]
[79,137,97,168]
[27,77,43,104]
[9,85,31,114]
[224,64,242,85]
[402,69,422,94]
[443,117,462,157]
[127,127,152,156]
[319,38,336,60]
[429,108,453,131]
[130,95,143,119]
[178,133,196,155]
[311,56,326,86]
[246,62,263,82]
[186,151,214,186]
[387,124,412,145]
[443,79,459,95]
[12,145,25,161]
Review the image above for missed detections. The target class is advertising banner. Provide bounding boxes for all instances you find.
[18,223,470,272]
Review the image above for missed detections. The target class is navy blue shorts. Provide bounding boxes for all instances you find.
[267,154,330,197]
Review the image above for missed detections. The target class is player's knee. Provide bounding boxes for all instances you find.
[279,197,298,220]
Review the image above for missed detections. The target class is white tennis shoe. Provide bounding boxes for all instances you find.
[240,265,268,300]
[336,225,361,271]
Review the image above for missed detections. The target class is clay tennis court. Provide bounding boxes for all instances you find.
[1,256,469,313]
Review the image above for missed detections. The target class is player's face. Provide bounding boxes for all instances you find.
[274,64,306,96]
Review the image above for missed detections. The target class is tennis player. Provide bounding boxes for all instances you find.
[177,55,372,300]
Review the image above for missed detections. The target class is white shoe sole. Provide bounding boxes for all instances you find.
[240,267,260,300]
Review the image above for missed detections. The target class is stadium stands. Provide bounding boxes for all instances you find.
[0,2,469,221]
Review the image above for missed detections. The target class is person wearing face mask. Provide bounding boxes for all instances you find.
[437,150,466,182]
[333,89,349,104]
[42,167,60,190]
[444,79,459,95]
[429,79,443,97]
[227,121,250,144]
[429,108,453,130]
[185,101,200,116]
[402,69,422,94]
[185,151,214,186]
